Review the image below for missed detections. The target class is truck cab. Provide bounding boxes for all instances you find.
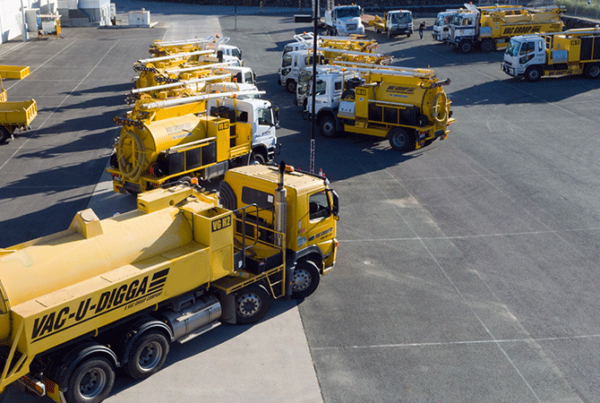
[211,66,256,84]
[207,97,279,164]
[385,10,413,38]
[325,5,365,36]
[278,50,324,93]
[433,10,463,41]
[502,35,546,80]
[305,70,361,116]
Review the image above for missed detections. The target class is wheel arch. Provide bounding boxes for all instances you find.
[316,109,340,131]
[54,343,119,392]
[120,320,174,366]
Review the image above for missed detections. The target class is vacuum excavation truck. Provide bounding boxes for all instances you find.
[0,162,339,403]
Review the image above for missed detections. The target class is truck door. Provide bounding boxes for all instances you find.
[301,189,336,251]
[253,104,276,144]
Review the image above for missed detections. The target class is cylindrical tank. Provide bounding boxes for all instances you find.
[116,113,205,181]
[0,207,193,311]
[371,76,450,127]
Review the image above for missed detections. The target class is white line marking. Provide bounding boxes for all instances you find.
[0,40,120,173]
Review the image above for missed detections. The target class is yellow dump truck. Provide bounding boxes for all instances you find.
[0,97,37,143]
[0,162,339,403]
[448,3,565,53]
[307,65,454,152]
[502,27,600,81]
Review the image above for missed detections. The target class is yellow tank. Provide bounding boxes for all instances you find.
[0,206,192,312]
[356,73,451,127]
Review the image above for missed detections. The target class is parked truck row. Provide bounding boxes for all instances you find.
[108,37,280,194]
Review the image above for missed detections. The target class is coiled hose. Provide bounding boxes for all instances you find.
[431,91,448,126]
[117,129,146,182]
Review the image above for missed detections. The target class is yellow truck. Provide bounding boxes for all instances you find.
[107,91,279,193]
[448,3,565,53]
[0,162,339,403]
[306,65,454,152]
[501,28,600,81]
[0,96,37,144]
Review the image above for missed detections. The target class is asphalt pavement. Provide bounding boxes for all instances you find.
[1,2,600,403]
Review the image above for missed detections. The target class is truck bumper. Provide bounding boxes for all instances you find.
[501,62,522,78]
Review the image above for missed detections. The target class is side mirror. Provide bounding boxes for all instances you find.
[329,189,340,218]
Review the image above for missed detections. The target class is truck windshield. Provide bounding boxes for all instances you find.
[505,40,520,57]
[391,13,412,24]
[257,107,274,126]
[315,80,327,96]
[282,54,292,68]
[337,7,360,18]
[434,14,445,26]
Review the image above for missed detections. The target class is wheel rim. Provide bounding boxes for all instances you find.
[292,268,312,292]
[528,69,540,80]
[138,341,163,371]
[322,120,334,135]
[78,367,107,399]
[590,65,600,78]
[391,132,407,148]
[237,293,260,317]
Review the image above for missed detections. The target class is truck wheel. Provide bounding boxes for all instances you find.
[0,127,10,144]
[291,260,320,299]
[286,80,296,94]
[480,39,495,53]
[458,41,472,54]
[387,30,392,39]
[583,63,600,79]
[125,331,170,380]
[66,357,115,403]
[250,152,266,164]
[524,66,542,82]
[388,128,415,152]
[407,33,411,38]
[319,115,337,138]
[236,285,270,325]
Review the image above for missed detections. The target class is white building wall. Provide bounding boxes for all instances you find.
[0,0,59,44]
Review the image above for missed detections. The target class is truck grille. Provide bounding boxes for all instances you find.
[504,61,512,67]
[347,24,357,30]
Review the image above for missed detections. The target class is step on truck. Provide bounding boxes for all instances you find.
[0,162,339,403]
[501,28,600,81]
[306,65,454,152]
[107,91,279,194]
[448,3,565,53]
[369,10,413,39]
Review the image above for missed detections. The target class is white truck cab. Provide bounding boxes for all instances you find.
[207,97,279,164]
[278,50,324,93]
[211,66,256,84]
[502,35,547,79]
[385,10,413,38]
[433,10,462,41]
[305,69,361,116]
[325,5,365,36]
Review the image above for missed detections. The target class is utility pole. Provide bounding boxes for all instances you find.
[310,0,318,174]
[20,0,29,42]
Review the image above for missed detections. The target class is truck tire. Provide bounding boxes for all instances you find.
[480,39,495,53]
[65,357,115,403]
[524,66,542,82]
[235,284,270,325]
[125,331,170,380]
[388,128,415,152]
[0,127,10,144]
[583,63,600,79]
[407,32,411,38]
[286,80,296,94]
[291,260,320,299]
[458,41,473,54]
[250,151,266,164]
[387,30,392,39]
[319,114,337,138]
